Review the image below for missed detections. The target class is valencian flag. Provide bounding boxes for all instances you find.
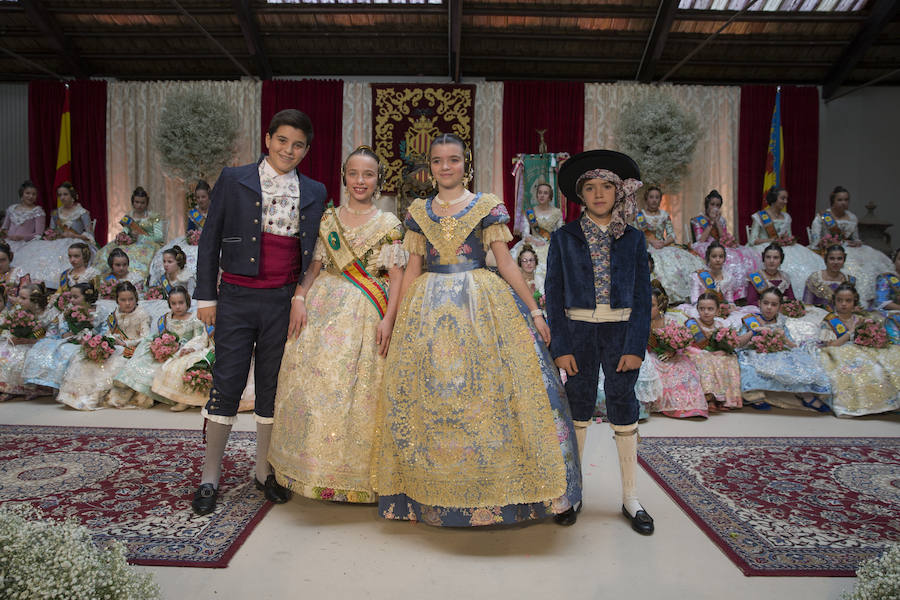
[762,86,783,202]
[53,84,72,204]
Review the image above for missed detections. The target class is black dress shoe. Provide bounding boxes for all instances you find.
[191,484,218,516]
[554,502,582,526]
[255,474,291,504]
[622,505,654,535]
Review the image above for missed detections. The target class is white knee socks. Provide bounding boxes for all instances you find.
[573,420,590,460]
[255,422,274,483]
[611,422,643,516]
[200,421,232,488]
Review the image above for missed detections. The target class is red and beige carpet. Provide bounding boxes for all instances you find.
[637,436,900,576]
[0,424,270,568]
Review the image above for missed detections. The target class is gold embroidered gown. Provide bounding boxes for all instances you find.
[375,193,581,527]
[269,208,406,503]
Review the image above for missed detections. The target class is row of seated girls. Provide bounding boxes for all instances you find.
[0,179,257,413]
[584,241,900,421]
[1,179,210,293]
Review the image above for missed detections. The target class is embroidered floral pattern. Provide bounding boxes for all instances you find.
[581,214,611,305]
[259,160,300,237]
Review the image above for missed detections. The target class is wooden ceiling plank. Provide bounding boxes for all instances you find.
[822,0,900,99]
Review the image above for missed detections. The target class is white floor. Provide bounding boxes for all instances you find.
[3,399,898,600]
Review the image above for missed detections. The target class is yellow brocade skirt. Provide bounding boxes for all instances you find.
[818,343,900,417]
[374,268,568,509]
[269,269,386,503]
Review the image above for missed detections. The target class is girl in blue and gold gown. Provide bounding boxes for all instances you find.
[375,134,581,527]
[92,186,166,281]
[871,248,900,344]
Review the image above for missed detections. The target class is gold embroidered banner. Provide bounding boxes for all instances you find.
[371,84,475,195]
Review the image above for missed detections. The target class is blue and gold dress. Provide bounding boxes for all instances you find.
[375,193,581,527]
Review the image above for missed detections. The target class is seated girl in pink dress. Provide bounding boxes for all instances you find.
[744,243,796,306]
[683,291,743,412]
[1,180,45,254]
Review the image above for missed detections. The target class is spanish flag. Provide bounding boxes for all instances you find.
[53,85,72,204]
[762,86,783,202]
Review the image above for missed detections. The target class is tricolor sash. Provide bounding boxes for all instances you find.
[636,211,658,241]
[755,210,777,239]
[694,215,710,229]
[58,268,71,291]
[525,208,551,240]
[107,311,136,358]
[881,273,900,301]
[684,318,710,349]
[697,269,716,291]
[821,211,842,237]
[188,208,206,230]
[747,271,767,294]
[157,314,168,335]
[120,214,148,237]
[320,207,389,319]
[825,313,849,337]
[160,276,174,296]
[104,272,117,283]
[742,314,763,333]
[120,214,134,228]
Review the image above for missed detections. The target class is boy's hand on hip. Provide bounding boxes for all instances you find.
[616,354,643,372]
[555,354,578,376]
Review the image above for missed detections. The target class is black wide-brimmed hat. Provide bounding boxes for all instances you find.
[558,150,641,203]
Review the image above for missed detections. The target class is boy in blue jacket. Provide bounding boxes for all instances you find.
[545,150,653,533]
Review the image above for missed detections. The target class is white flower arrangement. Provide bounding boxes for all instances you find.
[155,89,238,182]
[0,504,159,599]
[615,95,700,191]
[843,544,900,600]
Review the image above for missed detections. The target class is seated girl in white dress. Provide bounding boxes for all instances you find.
[0,283,51,401]
[98,248,146,299]
[510,181,564,285]
[147,245,195,299]
[148,180,209,284]
[57,281,151,410]
[54,242,100,294]
[0,243,28,306]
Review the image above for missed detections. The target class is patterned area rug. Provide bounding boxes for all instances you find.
[637,437,900,577]
[0,425,271,568]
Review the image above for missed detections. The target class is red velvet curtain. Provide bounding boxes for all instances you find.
[27,81,66,214]
[71,81,108,244]
[738,85,819,244]
[502,81,585,229]
[260,80,343,204]
[28,81,109,244]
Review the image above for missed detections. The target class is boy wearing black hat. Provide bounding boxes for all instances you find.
[544,150,653,533]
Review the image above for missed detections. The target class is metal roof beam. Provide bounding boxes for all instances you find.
[232,0,272,79]
[637,0,679,82]
[822,0,900,100]
[19,0,87,78]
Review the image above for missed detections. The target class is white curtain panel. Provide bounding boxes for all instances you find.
[473,81,504,203]
[339,81,377,209]
[106,80,261,241]
[584,82,740,241]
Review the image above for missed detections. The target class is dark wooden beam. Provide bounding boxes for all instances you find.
[636,0,678,82]
[169,0,251,78]
[232,0,271,79]
[822,0,900,100]
[448,0,462,82]
[19,0,87,78]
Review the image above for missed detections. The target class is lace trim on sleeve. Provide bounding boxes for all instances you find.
[377,242,409,270]
[403,230,427,256]
[481,222,513,250]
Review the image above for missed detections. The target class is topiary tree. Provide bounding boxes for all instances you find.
[615,95,700,191]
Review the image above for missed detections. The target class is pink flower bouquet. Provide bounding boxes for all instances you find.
[718,231,737,248]
[143,286,165,301]
[708,327,740,353]
[0,306,40,339]
[854,319,889,349]
[98,279,117,300]
[150,331,180,362]
[186,230,202,246]
[650,321,693,357]
[750,328,788,353]
[79,332,117,364]
[54,290,77,312]
[63,303,93,335]
[42,228,60,241]
[777,233,796,246]
[818,233,843,249]
[780,298,806,318]
[182,366,213,394]
[116,231,135,246]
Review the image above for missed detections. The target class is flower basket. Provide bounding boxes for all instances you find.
[79,332,117,364]
[150,331,180,362]
[780,298,807,318]
[854,319,890,349]
[750,328,789,353]
[708,327,740,353]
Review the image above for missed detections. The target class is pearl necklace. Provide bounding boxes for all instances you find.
[434,191,470,208]
[342,203,377,216]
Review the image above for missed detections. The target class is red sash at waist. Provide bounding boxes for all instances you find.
[221,232,300,289]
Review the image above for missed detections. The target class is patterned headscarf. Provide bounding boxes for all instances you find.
[575,168,643,239]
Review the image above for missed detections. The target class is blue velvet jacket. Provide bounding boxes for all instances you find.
[544,219,651,359]
[195,156,327,301]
